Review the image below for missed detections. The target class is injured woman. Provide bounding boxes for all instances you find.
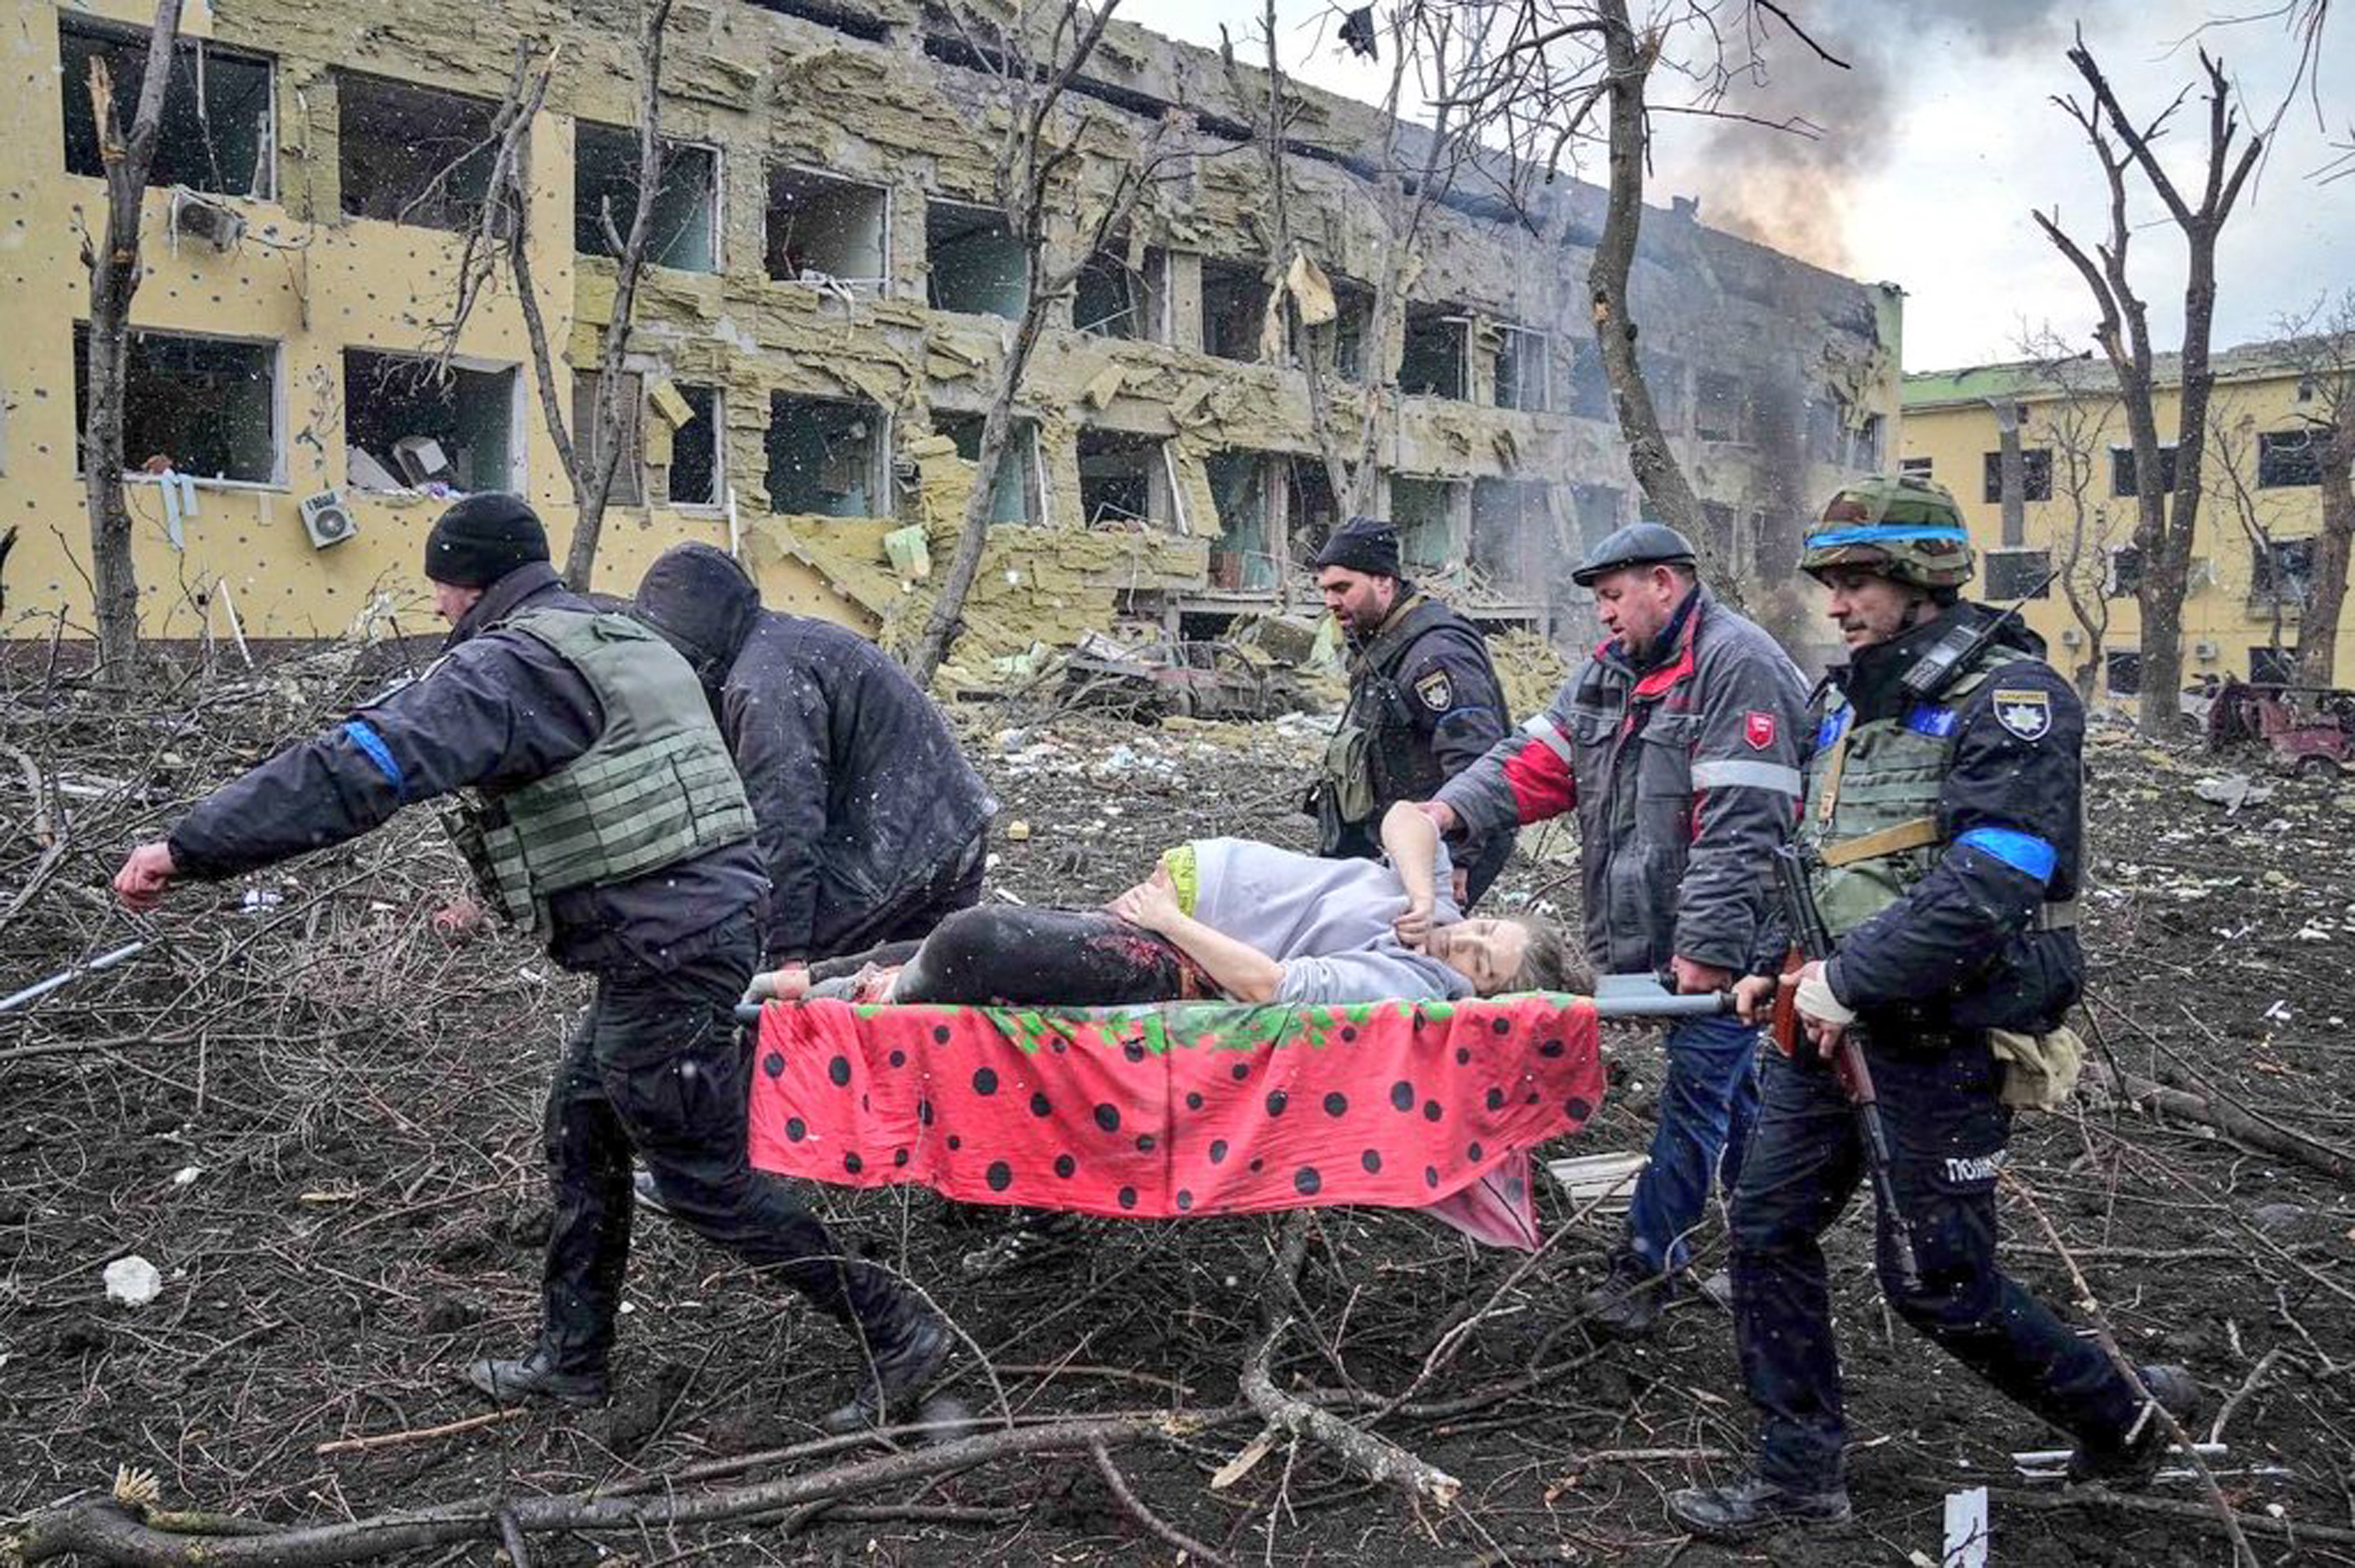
[766,803,1573,1008]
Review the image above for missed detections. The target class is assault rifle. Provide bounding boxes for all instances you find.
[1771,842,1921,1291]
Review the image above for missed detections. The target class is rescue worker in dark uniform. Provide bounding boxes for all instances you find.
[633,543,997,973]
[1669,476,2200,1537]
[111,496,948,1433]
[1422,522,1809,1336]
[1305,515,1515,906]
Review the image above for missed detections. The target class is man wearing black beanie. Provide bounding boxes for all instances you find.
[1303,515,1515,905]
[114,493,951,1429]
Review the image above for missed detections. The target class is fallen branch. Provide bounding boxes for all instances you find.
[1090,1439,1230,1566]
[314,1407,528,1457]
[1240,1319,1461,1509]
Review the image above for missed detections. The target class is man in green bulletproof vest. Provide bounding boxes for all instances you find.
[1667,475,2201,1537]
[113,494,949,1432]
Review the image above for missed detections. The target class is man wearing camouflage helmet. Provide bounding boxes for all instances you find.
[1668,476,2200,1537]
[1418,520,1808,1336]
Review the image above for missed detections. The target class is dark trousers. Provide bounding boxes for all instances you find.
[1729,1032,2140,1491]
[540,913,883,1374]
[811,905,1210,1006]
[810,830,990,963]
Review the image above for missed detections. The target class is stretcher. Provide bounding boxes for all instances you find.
[740,978,1727,1250]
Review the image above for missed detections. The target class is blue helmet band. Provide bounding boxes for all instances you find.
[1805,523,1971,549]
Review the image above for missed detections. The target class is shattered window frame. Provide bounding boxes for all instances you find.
[1981,447,2054,503]
[1074,244,1164,342]
[572,122,722,273]
[2108,443,2178,497]
[1398,307,1471,401]
[1493,325,1551,414]
[1983,546,2054,600]
[2104,647,2142,697]
[2248,644,2297,684]
[336,72,502,234]
[1388,473,1468,575]
[937,410,1047,527]
[765,392,892,519]
[926,199,1029,320]
[1199,257,1270,364]
[1075,426,1180,531]
[664,383,725,510]
[2251,536,2317,605]
[1205,449,1282,592]
[768,163,893,294]
[58,16,278,201]
[342,347,525,497]
[2105,542,2144,597]
[1899,454,1933,480]
[71,322,284,489]
[2256,430,2322,488]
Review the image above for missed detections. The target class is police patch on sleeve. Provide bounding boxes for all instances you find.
[1415,669,1455,712]
[1992,687,2052,741]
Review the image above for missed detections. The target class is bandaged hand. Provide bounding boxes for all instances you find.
[1791,959,1854,1059]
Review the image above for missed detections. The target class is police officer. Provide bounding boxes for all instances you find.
[634,543,996,971]
[1421,522,1807,1336]
[112,496,948,1433]
[1668,476,2199,1536]
[1306,515,1515,905]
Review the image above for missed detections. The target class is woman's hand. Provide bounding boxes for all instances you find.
[1107,863,1182,934]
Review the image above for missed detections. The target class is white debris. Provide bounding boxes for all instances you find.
[240,887,283,912]
[2192,774,2274,814]
[103,1255,163,1307]
[171,1166,200,1187]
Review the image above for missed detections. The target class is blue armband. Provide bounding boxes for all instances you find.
[342,719,407,803]
[1955,826,2055,885]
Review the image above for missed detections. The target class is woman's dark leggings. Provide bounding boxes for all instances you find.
[807,906,1211,1006]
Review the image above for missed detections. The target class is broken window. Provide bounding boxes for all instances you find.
[2107,544,2143,597]
[1287,456,1339,566]
[768,167,889,291]
[2249,645,2297,684]
[1899,454,1933,480]
[1200,259,1269,362]
[1494,327,1550,413]
[60,19,274,198]
[937,411,1043,526]
[1982,448,2054,503]
[927,201,1027,319]
[2109,443,2178,497]
[1206,450,1278,591]
[344,350,518,494]
[1471,479,1550,589]
[72,325,278,484]
[572,370,645,506]
[767,394,885,516]
[2104,648,2142,697]
[1074,245,1163,340]
[1569,483,1624,552]
[665,384,723,508]
[1640,350,1686,433]
[1076,428,1174,529]
[1847,414,1885,470]
[574,125,718,272]
[1399,307,1468,400]
[1983,547,2052,600]
[1322,281,1374,383]
[1696,371,1749,443]
[2253,537,2317,604]
[1390,475,1465,574]
[338,74,498,231]
[2257,430,2321,488]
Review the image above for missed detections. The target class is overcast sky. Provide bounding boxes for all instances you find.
[1122,1,2348,373]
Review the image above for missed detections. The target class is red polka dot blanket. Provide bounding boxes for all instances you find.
[745,994,1605,1250]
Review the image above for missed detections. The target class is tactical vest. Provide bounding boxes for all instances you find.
[1318,595,1477,828]
[1801,642,2079,938]
[446,609,755,934]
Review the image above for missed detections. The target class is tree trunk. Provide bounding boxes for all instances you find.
[2298,423,2353,686]
[1994,402,2025,547]
[564,0,676,592]
[906,283,1056,688]
[78,1,187,669]
[1586,0,1736,604]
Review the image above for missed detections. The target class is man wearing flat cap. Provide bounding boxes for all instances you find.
[1420,521,1808,1337]
[1304,514,1515,906]
[112,493,951,1432]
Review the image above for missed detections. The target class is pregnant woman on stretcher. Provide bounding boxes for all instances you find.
[761,803,1573,1009]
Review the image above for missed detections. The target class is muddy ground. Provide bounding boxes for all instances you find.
[2,648,2350,1567]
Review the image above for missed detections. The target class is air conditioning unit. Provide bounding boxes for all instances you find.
[298,489,358,550]
[2193,639,2221,662]
[172,193,246,254]
[2059,627,2082,648]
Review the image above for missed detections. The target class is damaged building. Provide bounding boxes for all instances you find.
[0,0,1900,676]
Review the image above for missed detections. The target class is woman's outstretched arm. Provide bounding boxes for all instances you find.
[1380,800,1439,950]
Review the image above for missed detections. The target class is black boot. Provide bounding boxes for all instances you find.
[1667,1473,1852,1538]
[1580,1247,1675,1340]
[2067,1365,2206,1487]
[819,1278,953,1434]
[464,1346,609,1407]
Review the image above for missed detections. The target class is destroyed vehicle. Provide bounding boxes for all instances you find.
[1061,632,1296,722]
[2204,677,2355,777]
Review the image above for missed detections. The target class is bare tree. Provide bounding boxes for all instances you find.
[905,0,1183,687]
[2021,338,2123,697]
[76,0,187,669]
[2281,293,2355,683]
[2207,398,2296,670]
[2035,38,2261,736]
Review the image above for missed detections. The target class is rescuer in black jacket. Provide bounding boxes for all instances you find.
[112,497,950,1432]
[1303,516,1515,905]
[633,543,997,968]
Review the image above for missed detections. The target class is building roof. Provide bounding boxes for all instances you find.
[1903,335,2333,410]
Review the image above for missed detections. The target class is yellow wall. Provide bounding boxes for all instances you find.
[1900,364,2347,697]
